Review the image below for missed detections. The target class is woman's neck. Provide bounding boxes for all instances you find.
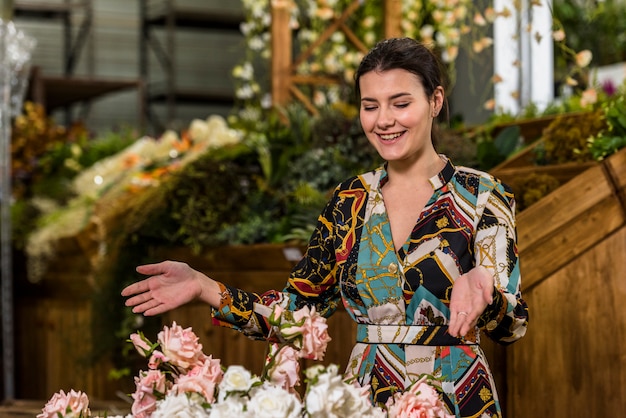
[385,152,444,187]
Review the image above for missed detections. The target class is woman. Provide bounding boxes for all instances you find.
[122,37,529,416]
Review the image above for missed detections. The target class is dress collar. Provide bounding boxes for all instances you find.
[430,155,456,190]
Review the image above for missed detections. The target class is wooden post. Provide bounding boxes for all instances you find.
[271,0,292,108]
[384,0,402,39]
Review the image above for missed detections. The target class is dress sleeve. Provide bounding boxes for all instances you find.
[474,179,529,345]
[211,188,342,340]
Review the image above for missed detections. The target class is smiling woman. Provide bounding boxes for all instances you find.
[123,38,529,417]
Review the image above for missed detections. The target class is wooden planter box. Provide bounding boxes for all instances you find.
[499,146,626,417]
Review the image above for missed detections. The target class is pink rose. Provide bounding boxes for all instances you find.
[130,332,152,357]
[157,321,203,370]
[386,376,454,418]
[148,349,167,369]
[171,355,223,403]
[292,306,331,360]
[131,369,169,418]
[267,343,301,391]
[269,304,284,325]
[38,389,90,418]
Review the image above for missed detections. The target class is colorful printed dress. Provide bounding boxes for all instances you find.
[212,157,529,417]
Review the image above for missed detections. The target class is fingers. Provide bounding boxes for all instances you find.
[121,281,144,297]
[484,286,494,305]
[130,298,163,315]
[448,309,476,337]
[136,261,169,275]
[450,315,476,337]
[144,304,170,317]
[124,291,151,308]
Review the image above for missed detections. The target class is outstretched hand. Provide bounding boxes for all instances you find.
[448,266,495,338]
[121,260,214,316]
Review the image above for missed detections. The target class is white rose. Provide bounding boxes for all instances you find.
[188,119,210,143]
[247,384,302,418]
[152,393,209,418]
[305,366,367,418]
[304,364,327,381]
[218,365,259,399]
[305,383,346,417]
[211,129,241,148]
[208,396,249,418]
[150,130,180,160]
[338,381,379,416]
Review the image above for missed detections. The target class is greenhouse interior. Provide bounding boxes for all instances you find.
[1,0,625,417]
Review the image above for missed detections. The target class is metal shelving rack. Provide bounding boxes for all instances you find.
[14,0,142,125]
[14,0,93,76]
[139,0,244,133]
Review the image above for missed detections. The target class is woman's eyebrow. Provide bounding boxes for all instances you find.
[361,92,412,102]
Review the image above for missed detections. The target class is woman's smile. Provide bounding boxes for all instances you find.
[378,131,406,142]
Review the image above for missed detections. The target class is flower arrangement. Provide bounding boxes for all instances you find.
[39,307,453,418]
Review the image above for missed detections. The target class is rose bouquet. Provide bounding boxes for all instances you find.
[39,305,453,418]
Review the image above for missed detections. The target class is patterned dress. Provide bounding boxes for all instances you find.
[212,157,529,417]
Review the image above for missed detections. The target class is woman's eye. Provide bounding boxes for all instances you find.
[362,106,377,111]
[395,102,410,108]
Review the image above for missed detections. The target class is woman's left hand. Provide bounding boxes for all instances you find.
[448,266,495,337]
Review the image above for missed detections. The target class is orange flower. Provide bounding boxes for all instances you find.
[484,7,497,22]
[575,50,593,68]
[473,37,493,53]
[580,88,598,107]
[473,12,487,26]
[123,154,141,168]
[552,29,566,42]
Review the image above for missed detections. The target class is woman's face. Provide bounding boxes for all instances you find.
[359,68,443,165]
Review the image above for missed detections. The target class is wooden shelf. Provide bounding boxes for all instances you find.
[147,86,235,106]
[29,76,140,111]
[25,67,142,125]
[144,8,244,31]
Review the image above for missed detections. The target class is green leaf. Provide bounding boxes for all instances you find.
[493,125,522,157]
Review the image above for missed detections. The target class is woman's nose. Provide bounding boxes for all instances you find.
[376,108,394,129]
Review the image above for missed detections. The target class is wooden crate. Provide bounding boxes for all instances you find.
[503,147,626,417]
[14,235,132,402]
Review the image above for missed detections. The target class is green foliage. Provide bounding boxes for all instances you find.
[542,109,607,164]
[553,0,626,67]
[508,173,562,212]
[475,125,523,170]
[222,103,379,245]
[588,94,626,160]
[9,199,40,250]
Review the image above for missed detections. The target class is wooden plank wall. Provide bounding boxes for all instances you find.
[505,147,626,416]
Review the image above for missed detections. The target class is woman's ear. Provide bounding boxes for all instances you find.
[431,86,445,117]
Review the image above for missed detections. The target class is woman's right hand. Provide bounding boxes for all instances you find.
[121,260,220,316]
